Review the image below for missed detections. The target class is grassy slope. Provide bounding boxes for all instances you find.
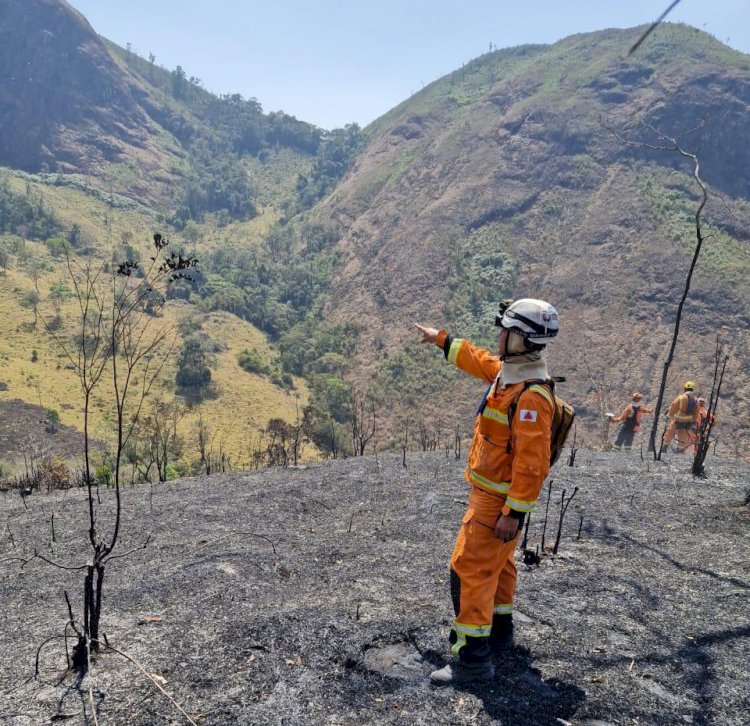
[0,171,309,469]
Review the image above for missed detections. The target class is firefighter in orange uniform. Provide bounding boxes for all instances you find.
[609,392,653,451]
[415,298,559,686]
[691,397,717,454]
[662,381,699,454]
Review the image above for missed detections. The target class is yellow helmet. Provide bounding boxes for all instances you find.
[683,380,696,391]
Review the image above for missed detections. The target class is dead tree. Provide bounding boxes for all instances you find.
[402,420,409,467]
[138,398,185,481]
[580,355,615,450]
[289,396,304,466]
[692,336,729,477]
[197,414,217,475]
[350,392,376,457]
[603,116,711,460]
[40,233,197,672]
[567,425,578,466]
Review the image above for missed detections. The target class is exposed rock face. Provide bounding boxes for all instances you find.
[312,26,750,450]
[0,0,150,172]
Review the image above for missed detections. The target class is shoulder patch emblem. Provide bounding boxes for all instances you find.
[519,409,537,422]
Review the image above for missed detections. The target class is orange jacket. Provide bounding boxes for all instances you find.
[693,405,717,431]
[668,393,699,424]
[436,331,552,516]
[611,403,653,432]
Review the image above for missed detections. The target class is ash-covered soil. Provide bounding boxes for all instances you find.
[0,398,89,467]
[1,451,749,725]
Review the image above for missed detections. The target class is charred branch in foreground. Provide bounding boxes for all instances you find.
[692,336,729,477]
[568,425,578,466]
[626,0,685,58]
[553,486,579,555]
[521,513,531,552]
[541,479,553,552]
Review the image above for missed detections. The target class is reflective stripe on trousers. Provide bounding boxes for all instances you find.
[449,487,519,656]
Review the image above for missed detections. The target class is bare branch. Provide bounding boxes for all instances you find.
[33,551,89,572]
[104,535,152,564]
[626,0,685,58]
[102,641,199,726]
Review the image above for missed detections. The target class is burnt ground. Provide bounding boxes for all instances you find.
[0,451,748,725]
[0,398,88,468]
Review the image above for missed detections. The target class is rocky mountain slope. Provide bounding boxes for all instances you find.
[0,0,325,211]
[311,24,750,451]
[0,0,178,201]
[1,451,748,724]
[2,7,749,465]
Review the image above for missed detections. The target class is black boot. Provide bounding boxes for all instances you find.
[429,657,495,685]
[489,613,514,654]
[431,633,494,686]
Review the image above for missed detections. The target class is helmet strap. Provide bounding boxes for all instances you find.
[523,339,546,353]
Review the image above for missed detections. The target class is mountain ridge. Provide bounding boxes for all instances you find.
[1,6,749,460]
[310,23,750,450]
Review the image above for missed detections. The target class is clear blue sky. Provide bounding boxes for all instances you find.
[69,0,748,130]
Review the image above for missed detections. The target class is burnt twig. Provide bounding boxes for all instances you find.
[553,487,579,555]
[541,480,553,552]
[103,641,199,726]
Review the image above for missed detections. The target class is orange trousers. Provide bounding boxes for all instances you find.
[663,420,692,452]
[449,486,519,655]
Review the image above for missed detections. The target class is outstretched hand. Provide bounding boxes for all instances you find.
[414,323,439,344]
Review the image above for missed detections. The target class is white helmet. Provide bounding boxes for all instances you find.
[496,298,559,341]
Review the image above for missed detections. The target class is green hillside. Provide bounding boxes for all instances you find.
[2,7,750,475]
[0,0,374,478]
[310,23,750,452]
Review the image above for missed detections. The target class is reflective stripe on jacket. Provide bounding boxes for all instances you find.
[436,331,552,515]
[668,393,698,424]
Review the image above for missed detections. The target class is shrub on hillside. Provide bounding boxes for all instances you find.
[38,457,71,490]
[45,408,60,433]
[95,464,112,488]
[45,236,68,258]
[176,337,212,394]
[0,460,13,485]
[238,347,269,375]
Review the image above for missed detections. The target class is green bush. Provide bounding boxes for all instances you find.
[45,408,60,432]
[176,337,212,392]
[0,460,13,482]
[238,347,268,375]
[95,463,112,487]
[45,236,68,257]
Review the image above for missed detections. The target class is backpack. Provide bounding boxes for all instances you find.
[506,377,576,467]
[622,405,640,431]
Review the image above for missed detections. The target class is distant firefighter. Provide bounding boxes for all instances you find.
[691,397,717,455]
[609,392,653,451]
[662,381,699,454]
